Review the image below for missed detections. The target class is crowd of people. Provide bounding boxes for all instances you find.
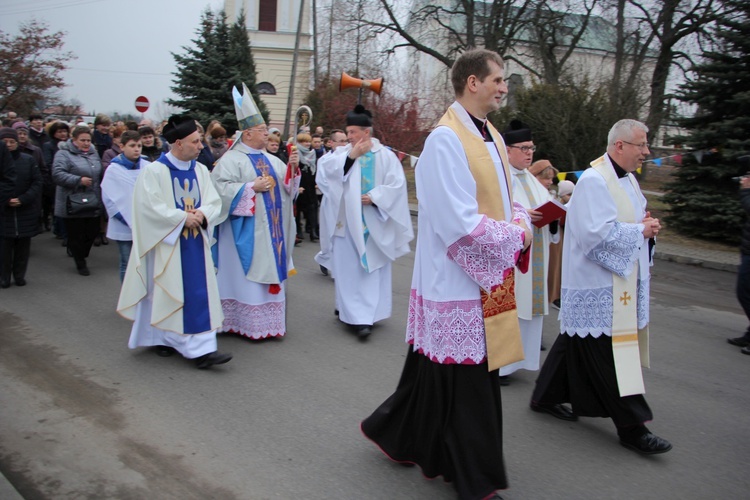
[10,47,749,500]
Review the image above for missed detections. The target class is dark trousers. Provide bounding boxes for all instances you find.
[737,252,750,337]
[532,333,653,429]
[64,217,100,261]
[298,197,319,238]
[1,237,31,283]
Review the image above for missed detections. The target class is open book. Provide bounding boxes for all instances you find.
[532,199,567,228]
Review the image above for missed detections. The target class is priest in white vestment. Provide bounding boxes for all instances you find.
[498,121,560,382]
[117,115,232,369]
[211,83,300,339]
[362,49,533,500]
[315,105,413,338]
[531,119,672,455]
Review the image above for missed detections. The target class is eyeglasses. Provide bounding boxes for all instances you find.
[621,140,650,150]
[508,145,536,153]
[250,126,268,133]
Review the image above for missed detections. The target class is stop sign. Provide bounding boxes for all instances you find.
[134,96,150,113]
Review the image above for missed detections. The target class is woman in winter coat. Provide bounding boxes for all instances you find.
[43,121,71,239]
[52,125,103,276]
[0,128,42,287]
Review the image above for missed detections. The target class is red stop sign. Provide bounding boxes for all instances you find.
[135,96,150,113]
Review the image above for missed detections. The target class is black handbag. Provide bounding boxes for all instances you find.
[66,188,100,216]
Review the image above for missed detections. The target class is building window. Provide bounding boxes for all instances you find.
[257,82,276,95]
[259,0,277,32]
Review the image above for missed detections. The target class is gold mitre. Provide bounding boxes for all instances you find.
[233,82,264,130]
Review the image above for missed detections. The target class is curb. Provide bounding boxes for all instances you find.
[654,251,738,273]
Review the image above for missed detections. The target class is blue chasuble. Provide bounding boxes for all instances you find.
[156,154,211,334]
[234,153,287,281]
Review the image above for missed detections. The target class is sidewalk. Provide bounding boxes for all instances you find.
[654,241,738,273]
[408,204,739,273]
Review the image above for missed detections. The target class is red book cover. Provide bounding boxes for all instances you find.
[532,199,567,228]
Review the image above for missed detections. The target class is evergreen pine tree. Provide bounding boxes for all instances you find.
[663,1,750,244]
[169,8,268,135]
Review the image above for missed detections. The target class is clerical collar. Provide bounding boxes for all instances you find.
[608,155,629,178]
[166,152,192,170]
[468,112,492,142]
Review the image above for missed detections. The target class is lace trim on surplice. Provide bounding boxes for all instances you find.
[406,290,486,365]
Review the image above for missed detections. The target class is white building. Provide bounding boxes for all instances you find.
[225,0,314,132]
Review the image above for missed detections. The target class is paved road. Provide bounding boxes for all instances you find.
[1,230,748,499]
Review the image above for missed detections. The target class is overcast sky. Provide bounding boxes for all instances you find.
[0,0,225,120]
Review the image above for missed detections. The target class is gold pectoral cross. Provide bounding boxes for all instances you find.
[619,291,632,306]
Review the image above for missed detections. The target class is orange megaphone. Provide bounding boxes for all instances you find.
[340,72,383,95]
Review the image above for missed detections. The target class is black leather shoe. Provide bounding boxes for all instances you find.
[355,325,372,339]
[15,278,26,287]
[154,346,176,357]
[196,351,232,369]
[77,265,90,276]
[742,345,750,355]
[619,432,672,455]
[499,375,510,386]
[0,280,10,289]
[320,265,328,276]
[727,336,750,347]
[530,402,578,421]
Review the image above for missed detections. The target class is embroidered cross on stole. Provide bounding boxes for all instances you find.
[591,154,650,397]
[517,173,545,315]
[437,108,524,371]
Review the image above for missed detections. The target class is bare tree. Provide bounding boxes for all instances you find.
[364,0,536,69]
[528,0,601,84]
[0,19,75,116]
[626,0,725,137]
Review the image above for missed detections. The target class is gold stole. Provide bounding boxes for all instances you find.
[437,107,524,371]
[591,155,650,397]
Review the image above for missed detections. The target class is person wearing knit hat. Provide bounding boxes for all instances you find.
[1,127,42,287]
[12,121,49,230]
[529,159,559,193]
[557,179,574,200]
[117,114,233,370]
[314,104,413,339]
[210,82,302,341]
[208,125,228,162]
[499,120,561,386]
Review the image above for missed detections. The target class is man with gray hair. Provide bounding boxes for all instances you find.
[530,119,671,455]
